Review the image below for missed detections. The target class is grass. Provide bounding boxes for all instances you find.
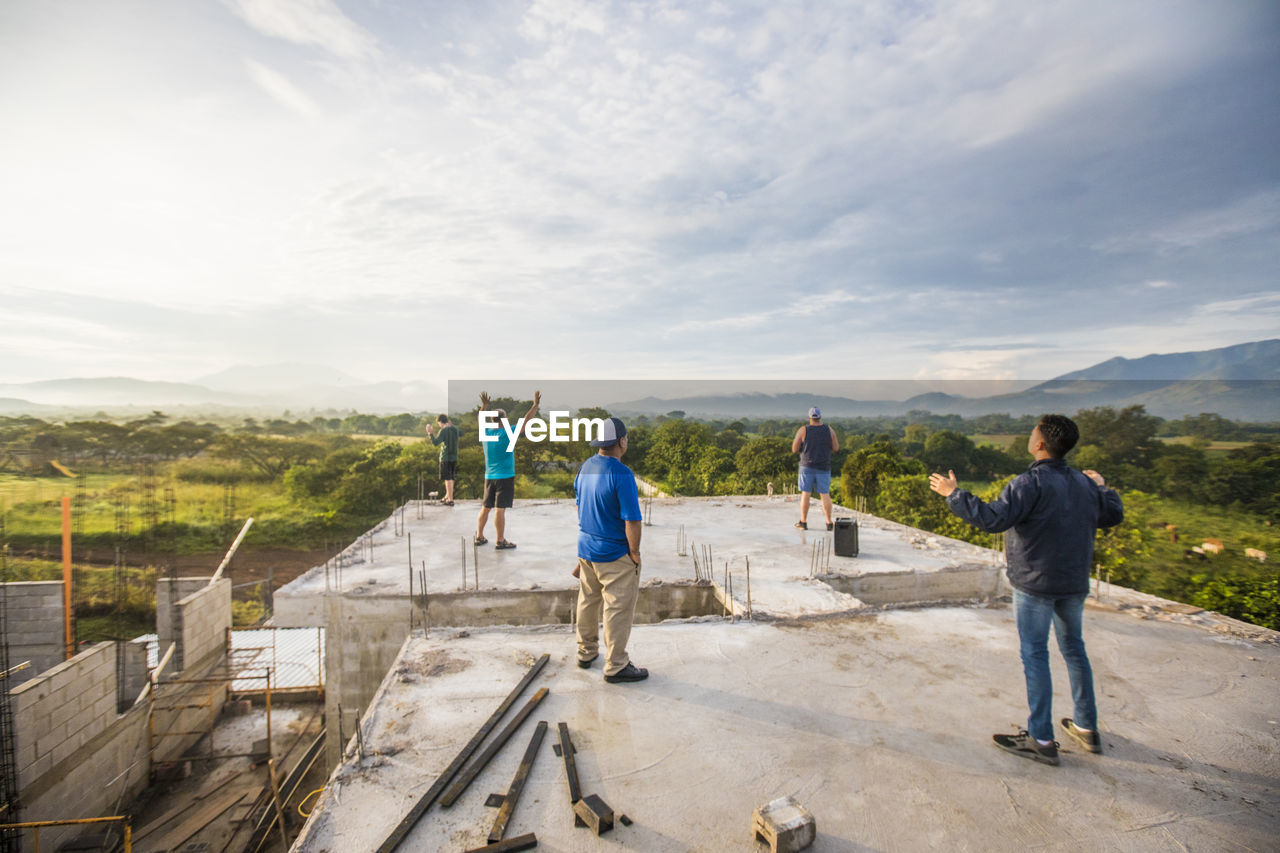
[0,470,345,553]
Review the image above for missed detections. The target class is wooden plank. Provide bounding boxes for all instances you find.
[465,833,538,853]
[488,721,548,844]
[441,687,549,807]
[137,788,246,852]
[377,654,549,853]
[557,722,580,805]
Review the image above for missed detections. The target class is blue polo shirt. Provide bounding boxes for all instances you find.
[483,425,516,479]
[575,454,642,562]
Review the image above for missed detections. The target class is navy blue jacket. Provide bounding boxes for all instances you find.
[946,458,1124,597]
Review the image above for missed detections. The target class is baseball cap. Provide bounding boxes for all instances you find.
[589,416,628,447]
[808,406,821,419]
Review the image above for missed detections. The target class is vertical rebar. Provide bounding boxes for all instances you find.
[473,542,479,589]
[729,572,735,623]
[723,562,729,617]
[420,564,428,633]
[746,555,752,621]
[461,536,467,590]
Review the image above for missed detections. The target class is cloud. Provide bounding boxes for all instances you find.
[224,0,376,59]
[244,58,318,117]
[1,0,1276,385]
[1096,188,1280,254]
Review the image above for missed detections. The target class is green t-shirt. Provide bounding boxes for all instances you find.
[431,424,459,462]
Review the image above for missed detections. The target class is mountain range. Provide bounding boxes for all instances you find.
[0,340,1277,420]
[604,339,1280,421]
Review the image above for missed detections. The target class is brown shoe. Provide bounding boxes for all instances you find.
[1061,719,1102,753]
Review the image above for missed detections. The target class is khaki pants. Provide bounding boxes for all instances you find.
[576,554,641,676]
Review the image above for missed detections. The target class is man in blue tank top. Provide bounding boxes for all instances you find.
[573,417,648,683]
[791,406,838,530]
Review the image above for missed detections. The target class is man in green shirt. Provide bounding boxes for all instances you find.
[426,414,459,505]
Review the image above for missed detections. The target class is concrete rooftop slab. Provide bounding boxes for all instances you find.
[276,498,1003,622]
[294,604,1280,852]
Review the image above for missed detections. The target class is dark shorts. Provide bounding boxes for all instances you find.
[483,477,514,508]
[439,460,457,481]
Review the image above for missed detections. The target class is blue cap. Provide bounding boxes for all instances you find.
[809,406,821,419]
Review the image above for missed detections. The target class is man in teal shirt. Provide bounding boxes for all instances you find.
[426,414,459,505]
[475,390,540,549]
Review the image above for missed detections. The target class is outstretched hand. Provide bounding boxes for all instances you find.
[533,390,541,407]
[929,470,959,497]
[479,391,491,410]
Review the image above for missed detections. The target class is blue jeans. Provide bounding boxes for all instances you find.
[1013,588,1097,742]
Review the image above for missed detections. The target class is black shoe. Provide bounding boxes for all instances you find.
[1061,719,1102,754]
[577,654,598,669]
[825,522,834,531]
[993,730,1059,765]
[604,662,649,683]
[794,520,807,529]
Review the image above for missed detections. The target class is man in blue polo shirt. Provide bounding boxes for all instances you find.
[574,416,648,683]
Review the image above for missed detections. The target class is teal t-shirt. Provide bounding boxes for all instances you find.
[483,425,516,479]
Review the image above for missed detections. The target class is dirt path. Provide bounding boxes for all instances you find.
[77,547,331,597]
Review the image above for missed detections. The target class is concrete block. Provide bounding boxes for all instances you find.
[18,751,53,790]
[753,797,816,853]
[51,730,85,766]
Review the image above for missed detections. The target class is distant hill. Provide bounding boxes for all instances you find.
[194,363,368,392]
[1053,339,1280,381]
[2,342,1275,420]
[0,368,447,415]
[607,339,1280,421]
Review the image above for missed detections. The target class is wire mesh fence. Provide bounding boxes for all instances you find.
[133,626,325,693]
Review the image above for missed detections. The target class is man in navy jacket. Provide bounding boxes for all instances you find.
[930,414,1124,766]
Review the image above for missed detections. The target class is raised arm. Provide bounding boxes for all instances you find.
[1084,469,1125,528]
[936,473,1033,534]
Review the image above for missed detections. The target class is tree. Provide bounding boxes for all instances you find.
[840,441,923,510]
[1073,405,1161,466]
[642,420,714,493]
[920,431,975,474]
[213,434,323,478]
[1153,444,1210,500]
[734,437,794,494]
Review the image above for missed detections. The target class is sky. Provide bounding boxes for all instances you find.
[1,0,1278,387]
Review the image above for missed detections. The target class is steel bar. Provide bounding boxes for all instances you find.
[746,556,752,621]
[441,687,549,807]
[488,721,548,844]
[376,654,550,853]
[557,722,580,805]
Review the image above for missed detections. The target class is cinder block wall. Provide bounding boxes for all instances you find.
[323,594,411,768]
[175,578,231,671]
[157,577,211,657]
[8,578,235,848]
[12,642,119,793]
[4,581,67,686]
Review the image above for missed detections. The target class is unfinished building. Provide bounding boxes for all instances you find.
[4,495,1277,851]
[273,496,1278,851]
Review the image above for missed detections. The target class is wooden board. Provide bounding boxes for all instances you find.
[136,787,247,853]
